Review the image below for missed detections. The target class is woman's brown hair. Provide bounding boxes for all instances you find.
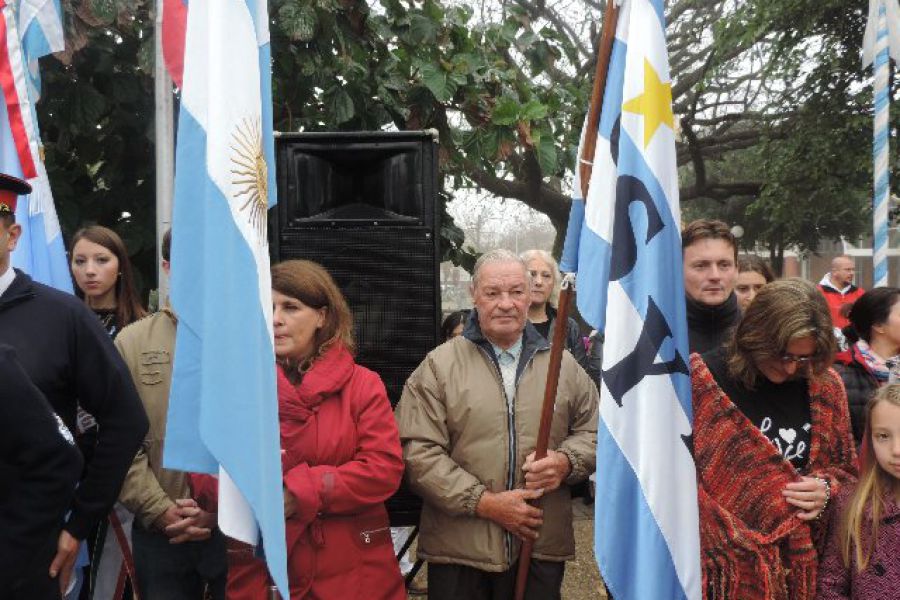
[70,224,147,331]
[725,278,836,389]
[737,254,775,283]
[271,260,355,368]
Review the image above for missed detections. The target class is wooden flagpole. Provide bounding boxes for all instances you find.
[579,0,621,200]
[513,2,620,598]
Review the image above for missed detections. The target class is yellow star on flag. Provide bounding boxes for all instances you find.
[622,59,674,147]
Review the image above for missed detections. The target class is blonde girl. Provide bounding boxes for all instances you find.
[816,384,900,599]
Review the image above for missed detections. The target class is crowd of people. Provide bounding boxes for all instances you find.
[2,165,900,600]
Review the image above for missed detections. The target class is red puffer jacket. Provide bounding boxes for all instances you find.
[227,344,406,600]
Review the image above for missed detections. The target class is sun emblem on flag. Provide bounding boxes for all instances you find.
[230,118,268,240]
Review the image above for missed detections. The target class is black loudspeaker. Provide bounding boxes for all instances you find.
[272,131,440,526]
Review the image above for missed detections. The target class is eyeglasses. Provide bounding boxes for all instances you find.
[779,353,815,366]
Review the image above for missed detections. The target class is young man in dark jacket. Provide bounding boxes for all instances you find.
[682,219,741,354]
[0,173,148,595]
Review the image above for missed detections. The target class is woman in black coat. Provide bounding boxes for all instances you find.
[520,249,600,390]
[835,287,900,444]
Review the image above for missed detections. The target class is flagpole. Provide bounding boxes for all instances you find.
[579,0,620,200]
[873,0,891,287]
[155,0,174,304]
[513,277,574,600]
[514,5,619,598]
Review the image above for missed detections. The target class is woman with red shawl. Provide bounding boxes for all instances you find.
[227,259,406,599]
[691,279,858,599]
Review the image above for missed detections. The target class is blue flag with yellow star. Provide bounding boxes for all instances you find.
[560,0,701,598]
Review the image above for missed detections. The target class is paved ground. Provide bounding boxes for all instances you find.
[407,498,607,599]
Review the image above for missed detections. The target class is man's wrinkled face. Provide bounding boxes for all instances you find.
[683,238,737,307]
[472,261,530,348]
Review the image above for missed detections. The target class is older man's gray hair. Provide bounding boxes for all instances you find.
[471,249,530,289]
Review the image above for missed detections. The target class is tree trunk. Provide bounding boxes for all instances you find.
[769,229,785,276]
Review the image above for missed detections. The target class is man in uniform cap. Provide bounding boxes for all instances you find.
[0,173,148,595]
[0,172,29,213]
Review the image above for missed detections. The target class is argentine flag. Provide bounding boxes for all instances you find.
[2,0,71,293]
[164,0,287,595]
[560,0,701,598]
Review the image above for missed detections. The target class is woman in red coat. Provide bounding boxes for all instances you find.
[227,259,406,600]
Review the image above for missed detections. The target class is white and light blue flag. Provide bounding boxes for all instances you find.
[17,0,64,101]
[560,0,701,598]
[163,0,287,595]
[1,0,71,292]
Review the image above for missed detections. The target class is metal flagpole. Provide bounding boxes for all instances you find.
[155,0,175,305]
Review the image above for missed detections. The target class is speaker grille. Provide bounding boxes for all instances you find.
[274,131,440,527]
[278,226,437,406]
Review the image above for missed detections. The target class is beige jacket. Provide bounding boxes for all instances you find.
[395,320,598,572]
[114,309,190,530]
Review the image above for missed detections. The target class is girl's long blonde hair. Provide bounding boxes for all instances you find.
[840,384,900,571]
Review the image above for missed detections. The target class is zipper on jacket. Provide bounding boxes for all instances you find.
[476,342,543,568]
[476,345,516,567]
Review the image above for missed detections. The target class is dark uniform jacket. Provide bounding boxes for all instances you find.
[0,344,82,591]
[0,270,148,540]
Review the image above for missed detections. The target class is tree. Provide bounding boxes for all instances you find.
[35,0,888,295]
[271,0,883,258]
[38,1,157,292]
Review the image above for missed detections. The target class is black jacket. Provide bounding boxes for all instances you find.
[0,344,82,591]
[542,305,601,391]
[835,345,879,446]
[0,270,148,540]
[686,293,740,355]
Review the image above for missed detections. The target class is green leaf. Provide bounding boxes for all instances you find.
[111,75,141,104]
[279,2,319,42]
[325,86,355,123]
[66,82,108,130]
[516,31,538,49]
[87,0,117,26]
[423,0,445,22]
[420,63,454,102]
[136,36,154,75]
[520,99,548,121]
[490,96,519,125]
[535,140,558,174]
[480,129,500,160]
[408,14,438,45]
[500,20,521,44]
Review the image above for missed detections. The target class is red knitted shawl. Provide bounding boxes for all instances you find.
[691,354,858,600]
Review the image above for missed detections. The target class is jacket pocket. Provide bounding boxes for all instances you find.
[139,350,170,385]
